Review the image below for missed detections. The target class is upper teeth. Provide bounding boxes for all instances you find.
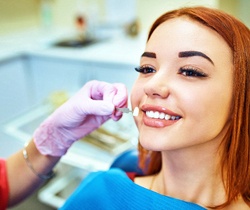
[146,111,181,120]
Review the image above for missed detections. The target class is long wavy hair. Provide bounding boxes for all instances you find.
[138,6,250,208]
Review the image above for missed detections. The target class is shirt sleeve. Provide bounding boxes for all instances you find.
[0,159,9,210]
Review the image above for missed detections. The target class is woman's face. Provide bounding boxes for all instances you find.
[131,17,233,152]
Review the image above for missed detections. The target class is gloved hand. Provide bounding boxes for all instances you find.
[33,80,127,157]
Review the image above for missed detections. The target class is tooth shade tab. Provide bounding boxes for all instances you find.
[133,107,139,116]
[146,110,181,121]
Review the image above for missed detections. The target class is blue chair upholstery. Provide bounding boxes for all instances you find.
[110,149,144,175]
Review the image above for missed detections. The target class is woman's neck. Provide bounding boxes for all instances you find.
[159,143,225,207]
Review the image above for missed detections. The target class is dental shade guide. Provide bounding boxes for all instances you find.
[116,107,139,116]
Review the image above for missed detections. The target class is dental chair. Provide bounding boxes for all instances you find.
[110,149,144,175]
[38,149,143,208]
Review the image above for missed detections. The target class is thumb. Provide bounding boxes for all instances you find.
[112,83,128,107]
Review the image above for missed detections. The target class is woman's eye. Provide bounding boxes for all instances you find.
[135,66,156,74]
[178,67,208,77]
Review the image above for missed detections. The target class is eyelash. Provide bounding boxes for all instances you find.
[135,65,208,78]
[135,65,156,74]
[178,66,208,77]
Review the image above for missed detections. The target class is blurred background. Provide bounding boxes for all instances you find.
[0,0,249,209]
[0,0,249,35]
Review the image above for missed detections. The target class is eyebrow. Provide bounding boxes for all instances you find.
[178,51,214,65]
[141,52,157,58]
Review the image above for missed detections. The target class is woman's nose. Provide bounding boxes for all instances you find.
[144,71,170,98]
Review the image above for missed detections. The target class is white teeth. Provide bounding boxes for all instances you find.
[148,110,154,118]
[146,110,181,121]
[165,114,171,120]
[170,116,176,120]
[159,112,165,119]
[153,111,159,118]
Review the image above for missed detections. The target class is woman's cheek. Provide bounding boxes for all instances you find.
[130,80,143,108]
[130,81,144,128]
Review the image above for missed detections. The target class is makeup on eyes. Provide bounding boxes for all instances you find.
[178,51,214,65]
[135,65,156,74]
[137,50,212,77]
[178,66,208,77]
[141,50,212,62]
[141,52,157,59]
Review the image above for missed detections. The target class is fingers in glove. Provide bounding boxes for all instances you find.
[111,83,128,121]
[86,80,117,101]
[78,80,117,115]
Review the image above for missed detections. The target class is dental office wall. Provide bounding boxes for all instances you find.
[0,0,39,35]
[0,0,249,36]
[0,1,249,209]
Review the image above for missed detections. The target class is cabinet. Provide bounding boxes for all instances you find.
[0,56,32,124]
[27,55,89,104]
[27,54,138,101]
[89,62,138,94]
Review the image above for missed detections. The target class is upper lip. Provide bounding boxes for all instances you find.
[141,104,181,116]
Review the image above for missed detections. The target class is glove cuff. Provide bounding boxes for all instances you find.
[33,121,74,157]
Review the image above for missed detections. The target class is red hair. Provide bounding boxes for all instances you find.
[138,6,250,208]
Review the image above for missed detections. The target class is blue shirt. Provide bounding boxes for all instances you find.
[60,168,206,210]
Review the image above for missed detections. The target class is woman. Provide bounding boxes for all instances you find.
[134,6,250,209]
[61,6,250,209]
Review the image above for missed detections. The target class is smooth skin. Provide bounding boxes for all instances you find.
[7,140,60,206]
[131,17,248,209]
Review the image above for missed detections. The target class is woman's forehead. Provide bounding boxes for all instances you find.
[145,17,232,65]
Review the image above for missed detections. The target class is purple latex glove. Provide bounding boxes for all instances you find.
[33,80,127,156]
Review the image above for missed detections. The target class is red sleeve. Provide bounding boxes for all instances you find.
[126,172,137,181]
[0,159,9,210]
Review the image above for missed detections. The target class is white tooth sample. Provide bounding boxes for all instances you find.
[133,107,139,116]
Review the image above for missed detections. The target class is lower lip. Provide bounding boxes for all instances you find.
[143,114,179,128]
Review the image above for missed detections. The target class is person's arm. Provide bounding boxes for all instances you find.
[5,80,127,207]
[6,140,60,206]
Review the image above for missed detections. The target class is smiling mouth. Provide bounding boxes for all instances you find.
[145,110,182,121]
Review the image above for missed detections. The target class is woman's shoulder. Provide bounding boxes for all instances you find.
[67,168,132,195]
[61,168,206,210]
[225,197,250,210]
[87,168,130,182]
[60,168,136,210]
[89,168,138,188]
